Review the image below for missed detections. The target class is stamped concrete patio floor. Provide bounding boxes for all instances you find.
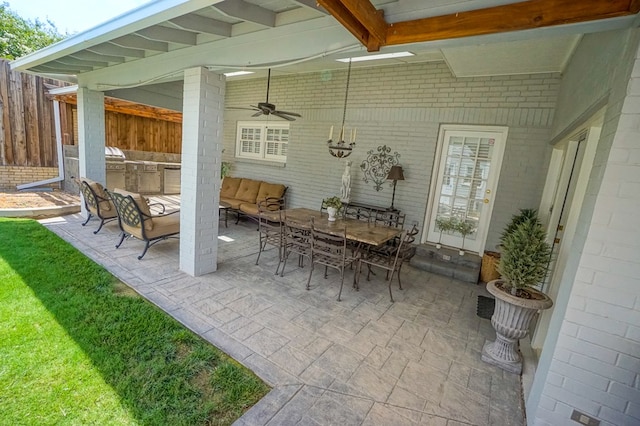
[41,211,524,426]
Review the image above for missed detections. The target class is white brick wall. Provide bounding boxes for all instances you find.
[223,61,560,250]
[529,28,640,426]
[77,87,105,184]
[77,87,105,218]
[180,67,224,276]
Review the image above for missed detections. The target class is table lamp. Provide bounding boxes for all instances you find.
[386,165,404,211]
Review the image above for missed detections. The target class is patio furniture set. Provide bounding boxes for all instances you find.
[256,201,419,302]
[80,177,418,302]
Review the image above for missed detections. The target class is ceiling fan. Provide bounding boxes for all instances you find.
[229,69,301,121]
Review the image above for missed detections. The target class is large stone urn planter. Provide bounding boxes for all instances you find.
[482,279,553,374]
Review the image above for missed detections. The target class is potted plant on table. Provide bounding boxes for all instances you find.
[322,196,342,222]
[481,211,553,374]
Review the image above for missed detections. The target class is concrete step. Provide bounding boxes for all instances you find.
[410,243,481,284]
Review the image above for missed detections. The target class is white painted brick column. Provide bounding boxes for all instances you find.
[180,67,224,276]
[77,87,105,218]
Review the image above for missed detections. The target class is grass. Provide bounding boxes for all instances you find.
[0,218,270,425]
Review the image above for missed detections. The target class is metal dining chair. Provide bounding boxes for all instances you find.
[280,216,312,277]
[306,218,358,301]
[357,224,419,302]
[255,197,285,275]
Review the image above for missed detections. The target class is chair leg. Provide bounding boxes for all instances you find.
[116,232,126,248]
[255,237,265,265]
[387,271,395,303]
[93,219,105,234]
[280,249,290,277]
[306,262,315,290]
[82,213,92,226]
[397,262,404,290]
[337,269,345,301]
[138,241,151,260]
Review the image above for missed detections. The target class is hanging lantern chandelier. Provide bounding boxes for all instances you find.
[327,59,356,158]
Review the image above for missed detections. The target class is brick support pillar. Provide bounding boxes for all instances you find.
[77,87,105,218]
[180,67,224,276]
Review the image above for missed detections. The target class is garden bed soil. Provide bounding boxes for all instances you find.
[0,191,80,209]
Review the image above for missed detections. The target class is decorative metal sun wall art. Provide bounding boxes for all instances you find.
[360,145,400,191]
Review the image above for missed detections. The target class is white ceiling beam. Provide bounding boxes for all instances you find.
[70,50,125,64]
[112,34,169,52]
[291,0,329,14]
[169,14,232,37]
[56,57,108,68]
[10,0,224,71]
[43,61,94,72]
[136,26,198,45]
[87,43,146,58]
[213,0,276,27]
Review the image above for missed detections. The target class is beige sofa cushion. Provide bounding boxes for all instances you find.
[234,178,261,203]
[221,177,241,199]
[83,178,116,217]
[220,197,243,210]
[256,182,286,205]
[113,188,154,231]
[239,203,259,216]
[145,214,180,239]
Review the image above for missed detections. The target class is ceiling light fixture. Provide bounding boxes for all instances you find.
[327,59,356,158]
[224,71,254,77]
[336,51,414,63]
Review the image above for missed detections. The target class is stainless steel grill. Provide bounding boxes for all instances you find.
[105,147,126,189]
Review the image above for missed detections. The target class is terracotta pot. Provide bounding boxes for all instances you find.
[481,279,553,374]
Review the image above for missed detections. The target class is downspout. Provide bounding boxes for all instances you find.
[16,99,65,190]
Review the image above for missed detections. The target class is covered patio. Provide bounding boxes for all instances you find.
[42,210,523,425]
[12,1,640,424]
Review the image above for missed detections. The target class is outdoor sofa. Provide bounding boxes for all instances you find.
[220,177,287,222]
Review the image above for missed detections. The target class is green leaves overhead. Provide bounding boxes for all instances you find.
[0,2,67,60]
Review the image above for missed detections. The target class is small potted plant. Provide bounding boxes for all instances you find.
[434,216,457,249]
[455,219,476,256]
[482,213,553,374]
[322,196,342,221]
[221,161,231,179]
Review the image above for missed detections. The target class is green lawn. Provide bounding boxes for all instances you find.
[0,218,269,425]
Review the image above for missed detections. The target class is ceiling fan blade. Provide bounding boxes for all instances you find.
[271,112,296,121]
[251,111,264,117]
[274,110,301,117]
[228,106,259,111]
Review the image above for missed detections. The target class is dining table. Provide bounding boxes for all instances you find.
[260,207,402,247]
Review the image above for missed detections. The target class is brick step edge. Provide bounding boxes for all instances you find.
[410,255,480,284]
[415,244,482,269]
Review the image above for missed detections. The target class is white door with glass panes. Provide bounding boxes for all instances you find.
[423,125,508,254]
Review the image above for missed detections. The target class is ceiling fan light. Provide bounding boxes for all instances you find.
[336,52,414,63]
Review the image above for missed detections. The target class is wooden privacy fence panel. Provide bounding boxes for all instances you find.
[0,59,59,167]
[0,58,183,167]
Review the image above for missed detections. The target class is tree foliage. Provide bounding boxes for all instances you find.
[0,2,66,60]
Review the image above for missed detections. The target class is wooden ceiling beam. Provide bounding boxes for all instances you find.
[53,94,183,123]
[321,0,639,51]
[386,0,640,46]
[317,0,386,51]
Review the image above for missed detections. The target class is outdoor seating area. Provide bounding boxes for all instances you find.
[42,200,525,425]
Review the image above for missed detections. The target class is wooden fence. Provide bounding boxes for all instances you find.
[0,59,60,167]
[0,59,183,168]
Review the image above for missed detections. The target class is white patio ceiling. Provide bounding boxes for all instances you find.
[11,0,640,88]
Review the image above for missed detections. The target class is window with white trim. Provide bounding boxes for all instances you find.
[235,121,289,163]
